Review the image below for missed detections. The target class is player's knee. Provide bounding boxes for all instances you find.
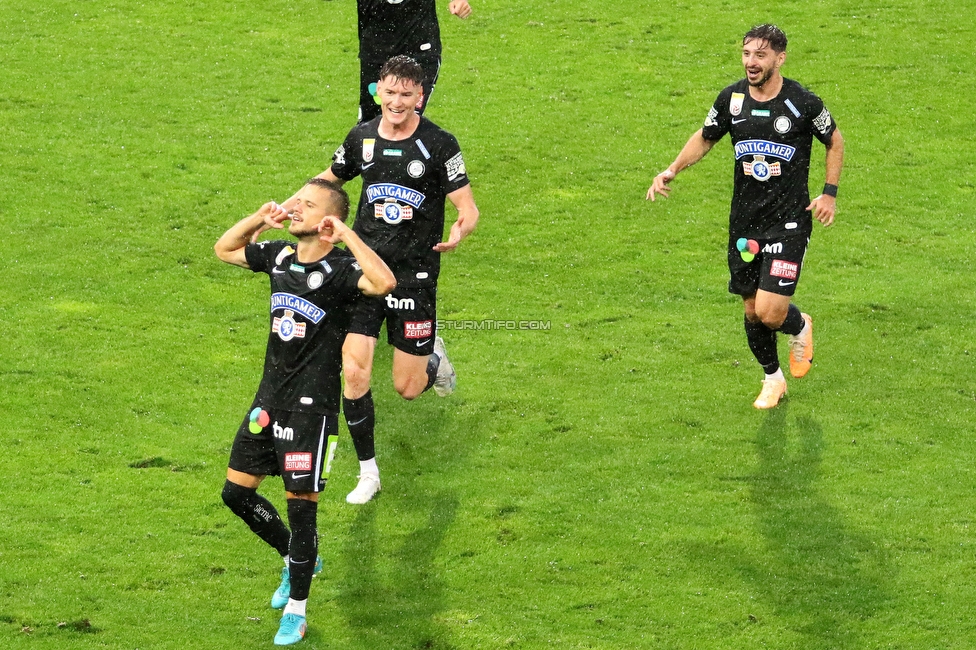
[343,362,372,394]
[393,376,422,400]
[758,309,787,330]
[221,480,254,513]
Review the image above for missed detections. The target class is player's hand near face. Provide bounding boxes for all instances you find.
[249,201,291,242]
[806,194,836,227]
[646,169,675,201]
[449,0,472,19]
[316,215,351,245]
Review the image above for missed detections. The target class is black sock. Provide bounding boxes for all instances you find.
[744,317,780,375]
[286,499,319,601]
[423,353,439,392]
[221,480,290,557]
[778,303,805,336]
[343,391,375,461]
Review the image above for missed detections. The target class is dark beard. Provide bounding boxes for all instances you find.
[749,68,774,88]
[289,226,320,239]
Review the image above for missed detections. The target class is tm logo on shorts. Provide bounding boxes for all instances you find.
[405,320,433,339]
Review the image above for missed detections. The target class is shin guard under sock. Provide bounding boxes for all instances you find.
[221,480,290,557]
[779,303,805,336]
[286,498,319,602]
[744,317,780,375]
[343,391,376,462]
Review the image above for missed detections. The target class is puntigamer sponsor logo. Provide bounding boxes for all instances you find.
[270,293,325,324]
[733,139,797,161]
[365,183,426,208]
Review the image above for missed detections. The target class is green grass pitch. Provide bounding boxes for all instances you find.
[2,0,975,648]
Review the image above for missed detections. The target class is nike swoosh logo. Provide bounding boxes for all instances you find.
[272,268,286,274]
[347,417,368,427]
[416,339,431,347]
[362,162,374,169]
[778,280,795,286]
[291,473,311,479]
[732,118,747,124]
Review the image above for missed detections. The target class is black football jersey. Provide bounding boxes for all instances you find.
[701,77,837,239]
[245,241,364,414]
[357,0,441,62]
[330,116,470,288]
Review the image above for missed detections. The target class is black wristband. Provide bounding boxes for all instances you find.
[822,183,838,197]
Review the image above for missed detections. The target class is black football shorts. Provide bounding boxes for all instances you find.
[228,403,339,494]
[727,234,809,297]
[348,285,437,356]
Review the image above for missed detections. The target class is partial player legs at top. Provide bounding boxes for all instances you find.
[358,54,441,123]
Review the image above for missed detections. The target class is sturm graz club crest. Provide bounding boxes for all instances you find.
[742,155,781,181]
[407,160,425,178]
[272,310,306,341]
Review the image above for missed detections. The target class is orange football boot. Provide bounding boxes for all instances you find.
[788,313,814,378]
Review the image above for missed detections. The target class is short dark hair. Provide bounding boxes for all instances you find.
[305,178,350,222]
[743,24,787,53]
[378,55,425,87]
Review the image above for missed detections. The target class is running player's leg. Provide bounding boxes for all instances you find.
[730,238,787,408]
[343,298,383,504]
[342,333,382,504]
[755,235,814,377]
[386,286,452,399]
[392,348,437,399]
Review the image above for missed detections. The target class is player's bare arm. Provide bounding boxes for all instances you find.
[434,184,479,252]
[806,127,845,227]
[449,0,472,19]
[317,216,396,297]
[215,202,290,268]
[646,130,717,201]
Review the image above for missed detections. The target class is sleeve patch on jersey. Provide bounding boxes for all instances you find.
[445,152,466,181]
[813,108,832,134]
[704,106,718,127]
[784,98,801,118]
[275,246,296,267]
[333,144,346,166]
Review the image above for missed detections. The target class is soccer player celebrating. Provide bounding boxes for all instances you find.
[356,0,472,122]
[647,24,844,409]
[214,179,395,645]
[292,54,479,504]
